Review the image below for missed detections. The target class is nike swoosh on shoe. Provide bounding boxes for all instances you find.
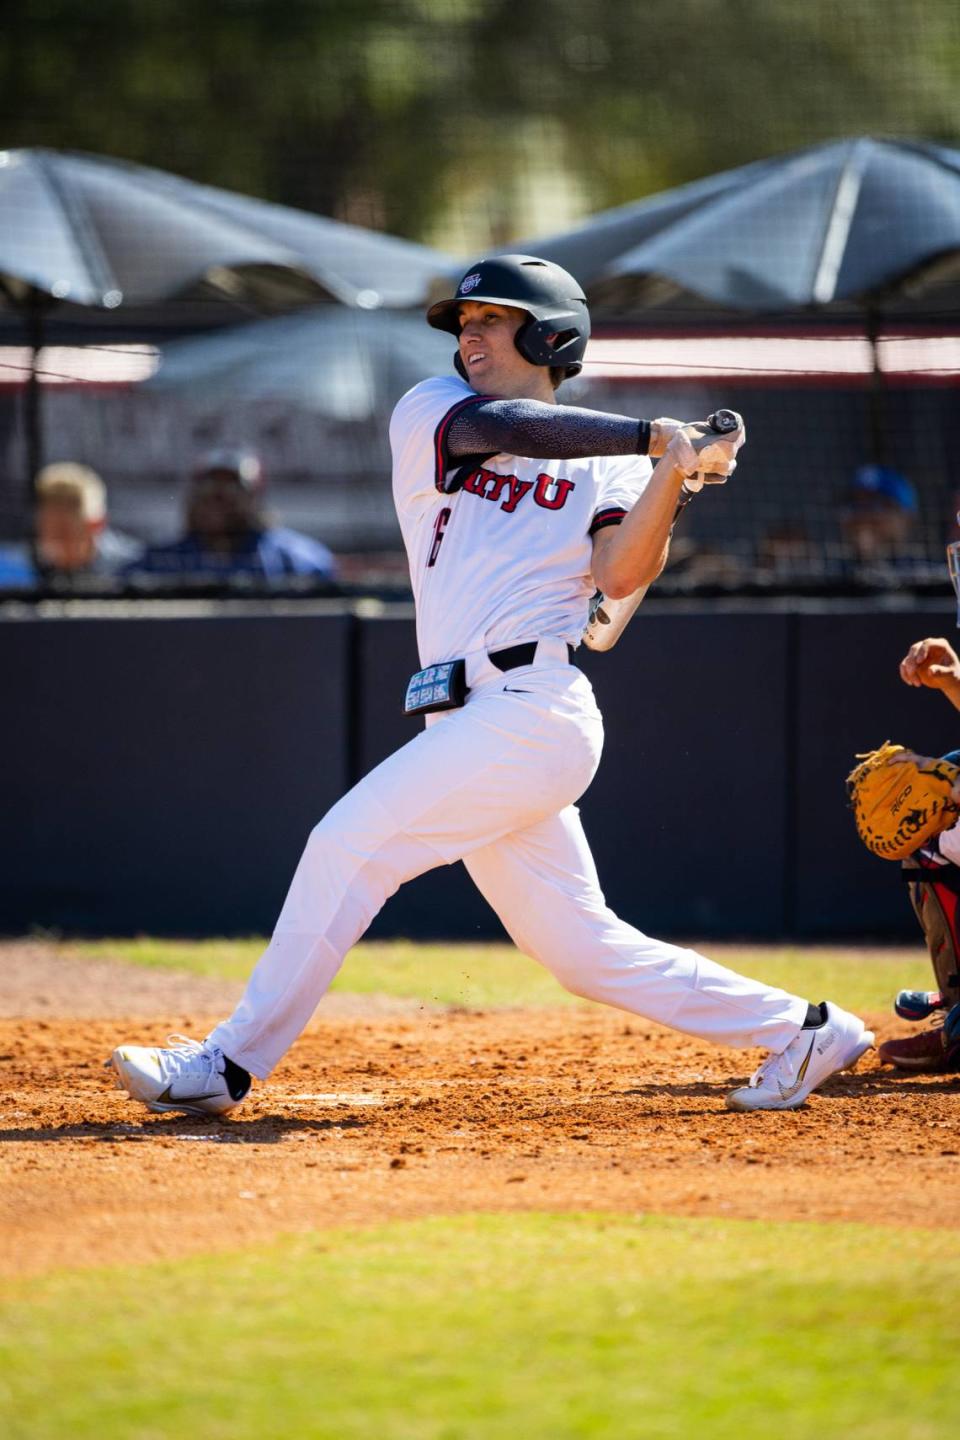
[156,1086,225,1106]
[776,1035,816,1100]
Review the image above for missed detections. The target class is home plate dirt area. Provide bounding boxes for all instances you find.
[2,942,958,1278]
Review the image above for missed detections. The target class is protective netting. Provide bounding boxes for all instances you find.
[1,0,958,597]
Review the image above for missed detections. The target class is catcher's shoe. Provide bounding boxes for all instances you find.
[108,1035,250,1117]
[726,1003,874,1112]
[877,1024,960,1073]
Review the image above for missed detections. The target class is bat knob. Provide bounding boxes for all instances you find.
[708,408,740,434]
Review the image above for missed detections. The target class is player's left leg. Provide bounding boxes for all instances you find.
[464,807,872,1108]
[109,668,602,1113]
[465,805,806,1049]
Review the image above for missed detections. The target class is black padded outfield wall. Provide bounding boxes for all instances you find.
[792,608,960,937]
[577,610,792,937]
[355,608,792,942]
[0,610,352,935]
[1,602,956,938]
[355,602,958,942]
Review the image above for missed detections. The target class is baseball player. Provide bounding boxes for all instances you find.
[109,255,872,1116]
[877,634,960,1071]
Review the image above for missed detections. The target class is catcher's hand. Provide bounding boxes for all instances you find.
[846,741,960,860]
[899,637,960,691]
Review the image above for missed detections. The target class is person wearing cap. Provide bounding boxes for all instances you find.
[0,463,142,589]
[128,448,336,585]
[874,624,960,1073]
[842,463,919,566]
[852,490,960,1077]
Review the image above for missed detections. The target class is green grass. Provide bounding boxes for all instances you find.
[58,936,929,1012]
[2,1212,958,1440]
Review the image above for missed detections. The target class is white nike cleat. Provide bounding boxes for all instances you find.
[726,1003,874,1112]
[108,1034,248,1117]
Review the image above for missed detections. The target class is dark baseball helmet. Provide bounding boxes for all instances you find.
[427,254,590,379]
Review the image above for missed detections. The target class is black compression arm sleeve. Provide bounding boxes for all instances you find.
[446,397,652,460]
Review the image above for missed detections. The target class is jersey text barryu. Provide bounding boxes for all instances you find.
[460,466,576,515]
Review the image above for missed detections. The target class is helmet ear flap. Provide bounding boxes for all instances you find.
[514,315,585,378]
[512,313,537,368]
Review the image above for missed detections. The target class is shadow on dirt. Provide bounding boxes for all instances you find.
[614,1066,955,1105]
[0,1113,372,1143]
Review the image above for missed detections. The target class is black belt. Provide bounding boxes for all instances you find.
[489,642,573,672]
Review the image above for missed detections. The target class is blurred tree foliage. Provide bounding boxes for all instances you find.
[3,0,959,242]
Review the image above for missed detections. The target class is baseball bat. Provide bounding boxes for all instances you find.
[582,410,739,652]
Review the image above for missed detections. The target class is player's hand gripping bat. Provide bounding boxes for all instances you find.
[582,409,742,652]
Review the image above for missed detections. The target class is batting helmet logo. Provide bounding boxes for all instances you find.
[458,273,482,295]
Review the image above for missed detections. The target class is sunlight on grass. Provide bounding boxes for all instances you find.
[2,1212,959,1440]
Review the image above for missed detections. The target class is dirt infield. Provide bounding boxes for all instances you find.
[2,943,958,1278]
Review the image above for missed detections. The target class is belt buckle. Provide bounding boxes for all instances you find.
[403,658,469,716]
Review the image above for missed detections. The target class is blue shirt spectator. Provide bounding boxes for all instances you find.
[127,447,336,586]
[842,463,919,568]
[0,544,35,587]
[133,526,336,581]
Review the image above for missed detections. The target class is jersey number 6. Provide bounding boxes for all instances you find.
[427,507,451,568]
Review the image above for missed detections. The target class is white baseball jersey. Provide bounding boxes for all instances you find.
[389,375,652,667]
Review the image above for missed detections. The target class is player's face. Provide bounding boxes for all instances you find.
[457,301,554,401]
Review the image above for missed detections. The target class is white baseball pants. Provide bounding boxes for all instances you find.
[210,645,806,1078]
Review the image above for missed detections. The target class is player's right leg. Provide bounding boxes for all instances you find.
[464,807,872,1110]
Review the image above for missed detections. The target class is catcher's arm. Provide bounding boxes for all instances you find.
[585,410,742,651]
[900,638,960,711]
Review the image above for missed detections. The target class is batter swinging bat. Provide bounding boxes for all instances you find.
[582,409,740,652]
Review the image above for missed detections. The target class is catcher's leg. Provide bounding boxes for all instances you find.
[464,805,808,1051]
[903,847,960,1002]
[879,843,960,1071]
[893,749,960,1018]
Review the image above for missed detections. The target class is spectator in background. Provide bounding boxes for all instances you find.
[841,463,918,565]
[36,463,143,578]
[129,448,337,586]
[1,462,143,588]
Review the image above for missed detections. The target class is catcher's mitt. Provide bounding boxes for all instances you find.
[846,741,960,861]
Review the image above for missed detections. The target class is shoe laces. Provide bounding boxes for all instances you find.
[746,1031,810,1090]
[160,1034,224,1086]
[746,1051,785,1089]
